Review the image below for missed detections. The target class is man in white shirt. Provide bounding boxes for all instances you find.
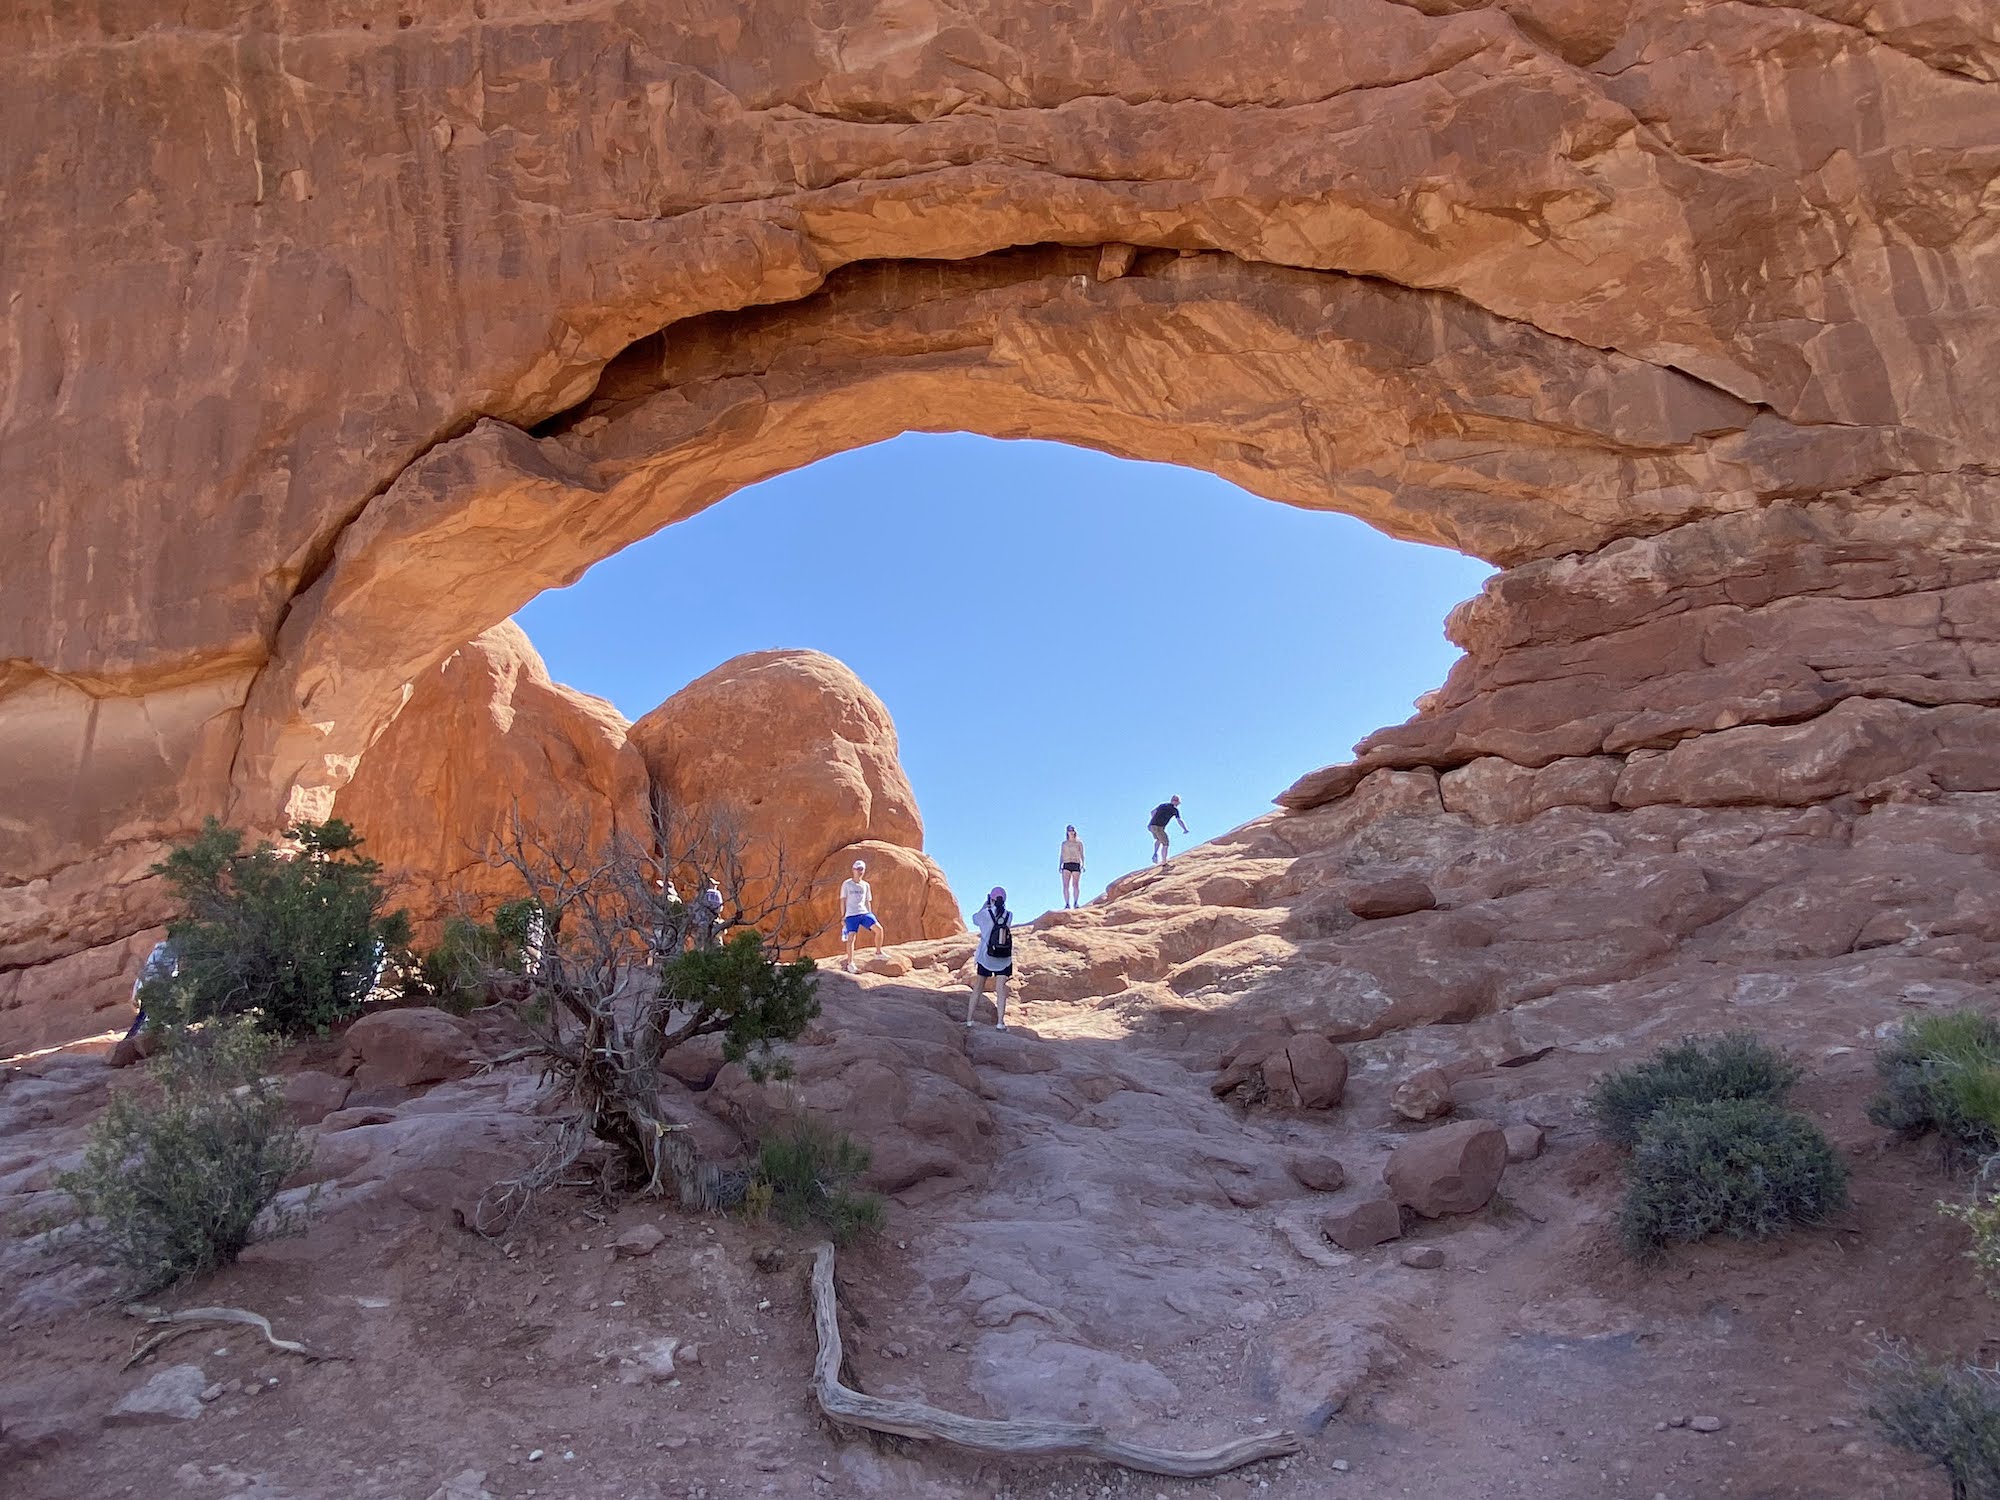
[839,858,885,973]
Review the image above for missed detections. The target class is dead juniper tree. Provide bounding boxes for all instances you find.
[473,799,828,1234]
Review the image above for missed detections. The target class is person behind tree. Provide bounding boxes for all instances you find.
[1147,795,1188,864]
[839,859,884,973]
[1058,825,1086,909]
[124,937,179,1038]
[697,877,725,950]
[966,886,1016,1030]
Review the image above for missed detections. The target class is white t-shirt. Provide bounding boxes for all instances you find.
[841,878,873,917]
[1060,837,1085,865]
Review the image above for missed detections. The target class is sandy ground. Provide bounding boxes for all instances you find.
[2,973,1979,1500]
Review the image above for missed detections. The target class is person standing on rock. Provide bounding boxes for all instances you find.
[1147,795,1188,864]
[967,887,1017,1030]
[839,859,884,973]
[1059,825,1086,909]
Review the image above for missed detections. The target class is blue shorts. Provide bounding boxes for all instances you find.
[843,913,879,936]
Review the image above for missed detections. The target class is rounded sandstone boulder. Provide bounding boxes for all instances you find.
[1383,1119,1507,1218]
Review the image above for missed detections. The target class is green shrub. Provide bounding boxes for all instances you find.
[1869,1341,2000,1500]
[413,899,540,1015]
[57,1021,312,1293]
[1588,1032,1803,1148]
[749,1115,883,1246]
[1618,1096,1848,1259]
[148,817,412,1037]
[658,929,820,1081]
[1943,1176,2000,1300]
[1868,1011,2000,1158]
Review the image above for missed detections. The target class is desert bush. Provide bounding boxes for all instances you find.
[413,899,541,1015]
[1869,1341,2000,1500]
[750,1115,884,1246]
[660,930,822,1081]
[147,817,412,1037]
[1868,1011,2000,1158]
[1588,1032,1802,1149]
[1617,1096,1848,1259]
[57,1021,311,1293]
[1943,1176,2000,1300]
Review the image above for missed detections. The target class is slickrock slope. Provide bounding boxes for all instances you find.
[4,0,1996,1031]
[627,649,961,957]
[330,622,650,942]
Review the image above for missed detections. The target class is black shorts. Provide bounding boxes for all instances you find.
[976,963,1013,979]
[1061,861,1081,873]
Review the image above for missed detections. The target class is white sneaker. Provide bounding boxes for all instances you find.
[843,961,857,974]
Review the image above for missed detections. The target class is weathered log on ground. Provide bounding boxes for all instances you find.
[806,1241,1301,1478]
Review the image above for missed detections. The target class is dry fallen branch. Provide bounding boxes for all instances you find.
[122,1303,327,1368]
[806,1242,1301,1478]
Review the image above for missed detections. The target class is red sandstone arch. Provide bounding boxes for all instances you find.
[3,0,1997,1040]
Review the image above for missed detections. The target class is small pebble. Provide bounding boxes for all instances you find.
[1690,1415,1725,1433]
[527,1450,544,1463]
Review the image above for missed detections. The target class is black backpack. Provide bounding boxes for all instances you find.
[986,903,1013,960]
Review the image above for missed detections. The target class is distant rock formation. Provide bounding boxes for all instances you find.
[331,638,957,961]
[333,622,650,941]
[628,650,963,957]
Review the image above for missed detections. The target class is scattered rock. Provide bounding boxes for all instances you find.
[1399,1245,1445,1269]
[281,1069,353,1126]
[1265,1034,1348,1109]
[1346,876,1437,920]
[425,1470,496,1500]
[1502,1123,1545,1163]
[613,1223,665,1258]
[107,1365,207,1425]
[1287,1153,1346,1191]
[335,1008,479,1091]
[1383,1119,1507,1218]
[1391,1067,1454,1121]
[198,1383,226,1404]
[1690,1415,1725,1433]
[1322,1196,1403,1250]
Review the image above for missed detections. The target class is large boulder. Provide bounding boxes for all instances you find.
[335,1009,480,1093]
[1383,1120,1508,1219]
[1213,1031,1348,1110]
[628,651,961,957]
[333,623,649,942]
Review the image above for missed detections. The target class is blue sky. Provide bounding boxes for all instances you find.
[515,434,1491,924]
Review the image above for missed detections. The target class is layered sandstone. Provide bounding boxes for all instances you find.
[3,0,1998,1041]
[627,650,961,957]
[331,622,650,940]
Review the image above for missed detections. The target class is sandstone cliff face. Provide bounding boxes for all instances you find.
[331,622,650,942]
[3,0,1998,1041]
[627,650,961,957]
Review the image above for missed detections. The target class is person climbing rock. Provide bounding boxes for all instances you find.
[124,936,179,1038]
[1148,795,1188,864]
[1059,825,1086,909]
[967,886,1016,1029]
[839,859,884,972]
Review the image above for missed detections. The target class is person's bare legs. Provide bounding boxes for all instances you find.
[843,924,858,972]
[1151,829,1169,864]
[992,974,1009,1030]
[965,973,990,1027]
[872,921,887,957]
[1061,869,1080,908]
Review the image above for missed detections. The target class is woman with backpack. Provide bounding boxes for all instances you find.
[966,886,1016,1030]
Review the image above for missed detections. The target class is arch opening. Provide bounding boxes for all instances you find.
[451,432,1493,929]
